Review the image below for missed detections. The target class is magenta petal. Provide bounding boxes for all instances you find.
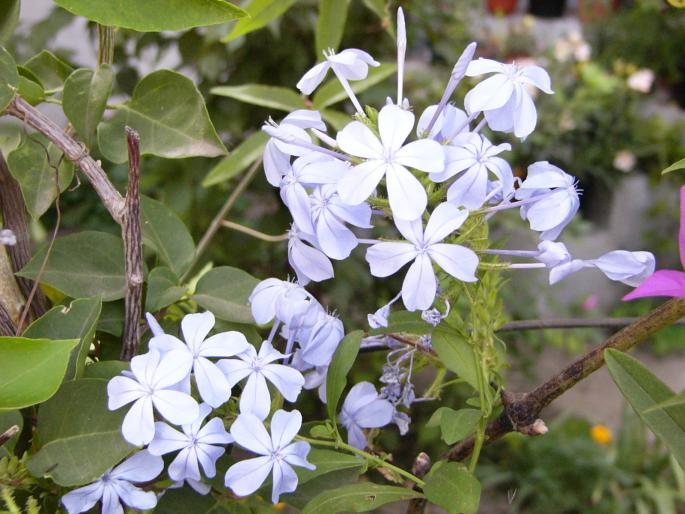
[622,269,685,301]
[679,186,685,270]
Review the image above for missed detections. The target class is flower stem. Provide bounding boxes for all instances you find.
[220,220,288,242]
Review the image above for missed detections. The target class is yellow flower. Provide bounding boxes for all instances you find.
[591,424,612,445]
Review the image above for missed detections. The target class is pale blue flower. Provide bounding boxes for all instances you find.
[339,382,394,449]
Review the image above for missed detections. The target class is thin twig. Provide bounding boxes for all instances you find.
[0,425,19,447]
[184,158,263,282]
[97,25,114,66]
[220,220,288,242]
[498,317,685,332]
[120,128,142,361]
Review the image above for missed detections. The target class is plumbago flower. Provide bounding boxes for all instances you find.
[61,451,163,514]
[339,382,394,450]
[225,410,315,503]
[366,202,479,311]
[287,224,334,285]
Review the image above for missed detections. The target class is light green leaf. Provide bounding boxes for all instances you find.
[315,0,350,55]
[203,131,268,187]
[423,462,481,514]
[53,0,247,32]
[6,133,74,218]
[321,108,351,130]
[441,409,481,445]
[0,0,20,45]
[26,379,134,486]
[211,84,304,112]
[0,410,22,456]
[63,66,114,148]
[301,483,423,514]
[326,330,362,426]
[0,46,18,112]
[431,326,478,390]
[222,0,297,42]
[312,63,396,109]
[18,231,126,301]
[370,310,430,335]
[298,449,364,485]
[17,75,44,105]
[0,337,79,410]
[23,297,102,381]
[141,195,195,276]
[98,70,226,163]
[605,349,685,470]
[83,360,129,379]
[662,157,685,175]
[145,266,186,311]
[97,301,124,337]
[0,123,21,155]
[23,50,73,90]
[191,266,259,324]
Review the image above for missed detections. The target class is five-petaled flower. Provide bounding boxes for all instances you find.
[339,381,395,450]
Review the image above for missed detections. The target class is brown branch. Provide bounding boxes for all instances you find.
[0,424,19,447]
[498,317,685,332]
[0,302,16,336]
[4,96,125,223]
[0,155,47,320]
[120,128,142,361]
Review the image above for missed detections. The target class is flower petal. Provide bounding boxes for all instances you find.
[401,254,437,311]
[225,456,273,498]
[152,389,199,426]
[151,349,193,389]
[520,65,553,94]
[466,58,505,76]
[217,358,253,389]
[424,203,469,244]
[107,376,144,411]
[354,399,394,428]
[386,163,427,220]
[394,139,445,173]
[199,332,250,358]
[61,481,104,514]
[378,104,414,152]
[195,443,226,478]
[239,373,271,420]
[194,357,232,408]
[271,460,299,503]
[282,441,316,470]
[623,270,685,300]
[428,243,479,282]
[121,397,155,446]
[336,121,383,159]
[366,242,417,277]
[181,312,215,354]
[296,61,331,95]
[513,89,537,139]
[269,409,302,449]
[230,413,272,454]
[148,422,189,456]
[465,74,513,113]
[336,160,387,206]
[168,447,201,481]
[262,365,305,403]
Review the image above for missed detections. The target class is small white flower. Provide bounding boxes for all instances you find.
[148,404,233,483]
[218,341,305,420]
[0,228,16,246]
[249,278,316,326]
[225,410,315,503]
[287,225,334,285]
[627,69,654,93]
[591,250,655,287]
[107,350,199,446]
[61,451,163,514]
[336,104,445,221]
[293,308,344,367]
[149,312,250,408]
[296,48,379,95]
[366,202,479,311]
[613,150,636,173]
[339,382,394,449]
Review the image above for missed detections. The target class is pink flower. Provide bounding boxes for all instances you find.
[623,186,685,301]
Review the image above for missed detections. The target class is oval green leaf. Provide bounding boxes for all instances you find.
[0,0,20,45]
[211,84,305,112]
[222,0,297,42]
[53,0,247,32]
[191,266,259,324]
[145,266,186,311]
[0,336,79,410]
[326,330,362,426]
[203,131,268,187]
[63,66,114,149]
[315,0,350,55]
[431,326,479,390]
[301,483,423,514]
[23,50,73,90]
[0,46,18,112]
[98,70,227,163]
[423,462,481,514]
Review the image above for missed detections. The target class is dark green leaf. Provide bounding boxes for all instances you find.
[26,378,134,486]
[0,0,20,45]
[431,326,478,390]
[53,0,247,32]
[17,75,44,105]
[315,0,350,55]
[298,449,364,485]
[370,310,430,335]
[222,0,297,42]
[0,410,22,456]
[18,231,126,301]
[145,266,186,311]
[23,296,102,381]
[440,409,481,445]
[155,487,218,513]
[0,46,18,112]
[326,330,362,426]
[98,70,227,163]
[63,66,114,148]
[0,337,79,410]
[312,63,396,109]
[23,50,73,90]
[192,266,259,324]
[6,133,74,218]
[301,483,423,514]
[203,131,268,187]
[97,301,124,337]
[83,360,128,379]
[211,84,304,112]
[662,157,685,175]
[423,462,481,514]
[141,195,196,276]
[605,349,685,470]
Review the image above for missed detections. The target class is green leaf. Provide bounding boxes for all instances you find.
[192,266,259,324]
[326,330,362,426]
[53,0,247,32]
[431,326,479,390]
[648,392,685,410]
[23,297,102,381]
[0,337,79,410]
[423,462,481,514]
[211,84,305,112]
[222,0,297,42]
[301,483,423,514]
[662,157,685,175]
[6,133,74,218]
[141,195,196,276]
[312,63,396,109]
[63,66,114,148]
[155,487,219,513]
[98,70,227,163]
[605,349,685,470]
[315,0,350,55]
[0,0,20,45]
[17,75,44,105]
[23,50,73,90]
[203,131,268,187]
[0,410,22,457]
[83,360,129,379]
[18,231,126,301]
[321,108,352,130]
[442,409,481,445]
[360,0,394,37]
[370,310,430,335]
[26,379,134,486]
[0,46,18,112]
[298,449,364,485]
[145,266,186,311]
